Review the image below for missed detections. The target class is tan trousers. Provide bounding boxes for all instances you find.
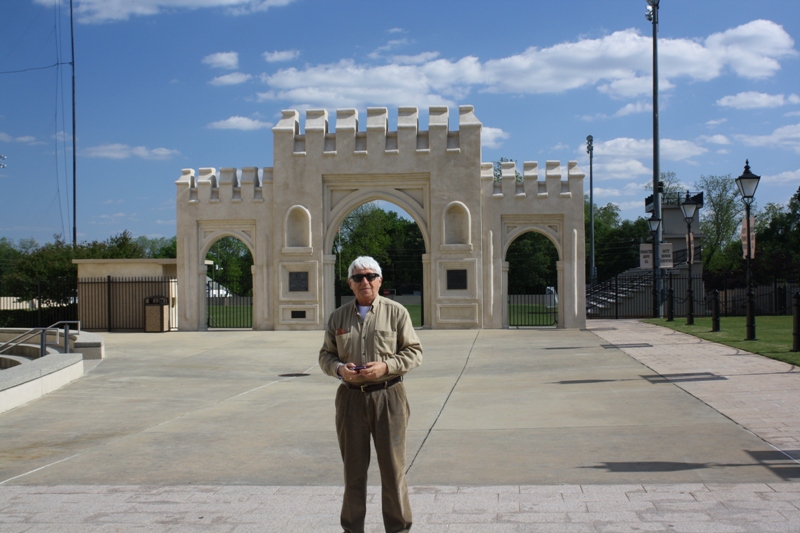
[335,382,412,533]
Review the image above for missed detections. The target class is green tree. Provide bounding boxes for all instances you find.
[205,237,253,297]
[585,198,649,282]
[135,235,177,258]
[752,186,800,282]
[335,203,424,293]
[506,232,558,294]
[696,174,743,272]
[3,230,153,304]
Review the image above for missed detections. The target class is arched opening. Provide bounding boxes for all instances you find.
[332,201,426,327]
[505,231,559,327]
[205,236,254,328]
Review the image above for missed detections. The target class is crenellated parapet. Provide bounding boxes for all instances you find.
[272,105,481,160]
[481,160,585,206]
[176,166,271,204]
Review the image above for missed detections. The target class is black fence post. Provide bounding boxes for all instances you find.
[37,278,42,327]
[666,272,674,322]
[614,274,619,321]
[712,289,720,332]
[793,292,800,353]
[106,275,112,332]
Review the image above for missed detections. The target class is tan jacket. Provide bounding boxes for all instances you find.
[319,295,422,381]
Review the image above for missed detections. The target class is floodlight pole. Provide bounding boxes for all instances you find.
[70,0,77,247]
[646,0,662,317]
[586,135,596,286]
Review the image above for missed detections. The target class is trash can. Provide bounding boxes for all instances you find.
[144,296,170,332]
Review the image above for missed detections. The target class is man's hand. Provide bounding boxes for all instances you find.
[338,361,388,382]
[358,361,388,380]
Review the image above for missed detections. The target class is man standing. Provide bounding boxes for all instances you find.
[319,256,423,533]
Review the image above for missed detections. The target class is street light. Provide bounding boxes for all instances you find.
[645,0,662,319]
[735,160,761,341]
[680,191,699,325]
[648,215,661,318]
[0,154,6,169]
[586,135,596,286]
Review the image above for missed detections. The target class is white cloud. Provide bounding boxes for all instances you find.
[392,52,440,65]
[736,123,800,153]
[368,39,410,60]
[596,159,651,179]
[697,134,731,145]
[207,116,273,130]
[210,72,252,86]
[706,118,728,127]
[84,143,180,160]
[263,50,300,63]
[717,91,800,109]
[255,20,795,110]
[0,132,38,144]
[202,52,238,70]
[481,127,510,149]
[57,0,299,23]
[762,168,800,184]
[614,101,651,117]
[596,137,706,162]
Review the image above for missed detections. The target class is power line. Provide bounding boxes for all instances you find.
[0,62,69,75]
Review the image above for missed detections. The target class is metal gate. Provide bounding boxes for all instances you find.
[205,284,252,328]
[508,289,558,326]
[505,231,559,327]
[205,237,253,328]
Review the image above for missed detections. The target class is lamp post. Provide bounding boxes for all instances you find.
[648,215,661,318]
[735,160,761,341]
[645,0,662,318]
[680,191,699,325]
[586,135,596,286]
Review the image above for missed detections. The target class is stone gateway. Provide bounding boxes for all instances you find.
[175,106,586,330]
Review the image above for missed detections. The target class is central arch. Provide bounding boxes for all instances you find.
[322,180,431,326]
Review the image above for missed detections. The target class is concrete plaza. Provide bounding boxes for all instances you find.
[1,319,799,531]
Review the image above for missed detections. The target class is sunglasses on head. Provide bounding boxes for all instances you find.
[350,273,380,283]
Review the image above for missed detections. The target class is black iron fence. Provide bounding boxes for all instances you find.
[587,270,798,319]
[0,277,177,331]
[508,292,558,326]
[0,277,78,328]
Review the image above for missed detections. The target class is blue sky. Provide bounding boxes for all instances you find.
[1,0,798,245]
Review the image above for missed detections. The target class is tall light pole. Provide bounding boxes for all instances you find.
[646,0,662,316]
[735,160,761,341]
[586,135,596,286]
[70,0,78,247]
[680,191,699,325]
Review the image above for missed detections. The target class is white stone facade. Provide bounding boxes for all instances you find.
[175,105,586,330]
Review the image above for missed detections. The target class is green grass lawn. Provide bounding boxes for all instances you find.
[508,304,557,326]
[643,315,799,366]
[404,304,421,327]
[207,305,252,328]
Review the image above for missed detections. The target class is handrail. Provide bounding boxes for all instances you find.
[0,321,81,359]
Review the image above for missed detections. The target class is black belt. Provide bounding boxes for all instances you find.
[344,375,402,393]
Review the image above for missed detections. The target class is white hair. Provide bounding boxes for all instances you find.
[348,256,382,278]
